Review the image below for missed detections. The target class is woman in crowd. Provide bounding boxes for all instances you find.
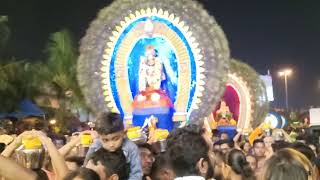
[259,148,316,180]
[226,149,255,180]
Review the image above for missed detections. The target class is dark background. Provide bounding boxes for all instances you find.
[1,0,320,108]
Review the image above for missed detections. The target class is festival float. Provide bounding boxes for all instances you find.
[77,0,230,145]
[211,59,269,138]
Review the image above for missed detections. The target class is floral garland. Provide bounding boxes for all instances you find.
[230,59,269,128]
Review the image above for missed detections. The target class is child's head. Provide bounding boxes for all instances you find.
[95,112,125,152]
[86,148,130,180]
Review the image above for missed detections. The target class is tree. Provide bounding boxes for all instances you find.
[0,28,87,131]
[0,17,40,112]
[0,61,40,112]
[0,16,10,54]
[35,29,87,131]
[39,29,84,107]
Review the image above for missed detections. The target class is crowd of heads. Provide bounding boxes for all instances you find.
[0,112,320,180]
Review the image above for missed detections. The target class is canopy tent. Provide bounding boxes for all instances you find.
[0,99,45,119]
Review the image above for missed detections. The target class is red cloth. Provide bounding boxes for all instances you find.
[133,89,172,109]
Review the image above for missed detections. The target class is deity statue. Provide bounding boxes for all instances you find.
[139,45,166,91]
[216,101,230,118]
[216,100,237,126]
[132,45,174,131]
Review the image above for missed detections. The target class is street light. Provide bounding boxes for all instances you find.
[279,69,292,109]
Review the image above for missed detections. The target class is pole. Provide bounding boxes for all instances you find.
[285,74,288,109]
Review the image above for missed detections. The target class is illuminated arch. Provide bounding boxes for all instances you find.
[213,59,269,130]
[77,0,230,125]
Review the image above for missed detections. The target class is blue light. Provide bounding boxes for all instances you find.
[127,37,178,102]
[109,16,196,116]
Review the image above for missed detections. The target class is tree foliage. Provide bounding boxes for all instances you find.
[0,28,86,118]
[0,60,40,112]
[39,29,84,107]
[0,16,10,53]
[0,17,39,112]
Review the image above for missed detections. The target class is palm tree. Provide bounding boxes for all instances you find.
[0,16,41,112]
[0,60,40,112]
[34,30,83,104]
[0,28,87,131]
[0,16,10,55]
[40,29,84,106]
[36,29,87,131]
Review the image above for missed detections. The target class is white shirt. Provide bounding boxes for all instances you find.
[174,176,205,180]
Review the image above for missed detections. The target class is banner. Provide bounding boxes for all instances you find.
[310,108,320,126]
[260,75,274,102]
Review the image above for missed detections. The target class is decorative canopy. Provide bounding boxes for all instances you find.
[226,59,269,129]
[78,0,230,124]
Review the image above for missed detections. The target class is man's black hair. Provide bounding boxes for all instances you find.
[89,148,130,180]
[227,149,255,180]
[64,167,100,180]
[167,124,205,148]
[271,140,290,152]
[305,135,319,146]
[138,143,154,154]
[253,139,264,147]
[296,135,306,141]
[166,124,212,178]
[0,143,5,153]
[95,112,124,135]
[65,156,85,167]
[215,139,234,148]
[150,153,172,180]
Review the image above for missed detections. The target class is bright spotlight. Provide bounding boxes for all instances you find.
[49,119,57,125]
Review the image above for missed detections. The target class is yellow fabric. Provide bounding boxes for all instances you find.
[248,127,263,145]
[126,126,168,141]
[230,119,237,126]
[127,127,141,139]
[80,134,93,145]
[154,129,169,141]
[127,127,140,132]
[22,136,42,149]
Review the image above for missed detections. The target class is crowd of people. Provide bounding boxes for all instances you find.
[0,112,319,180]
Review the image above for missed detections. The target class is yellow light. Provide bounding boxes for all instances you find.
[284,69,292,75]
[49,119,57,125]
[279,69,292,77]
[279,71,285,76]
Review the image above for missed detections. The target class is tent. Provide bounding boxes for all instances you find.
[0,99,45,119]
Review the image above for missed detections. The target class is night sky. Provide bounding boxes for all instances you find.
[1,0,320,108]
